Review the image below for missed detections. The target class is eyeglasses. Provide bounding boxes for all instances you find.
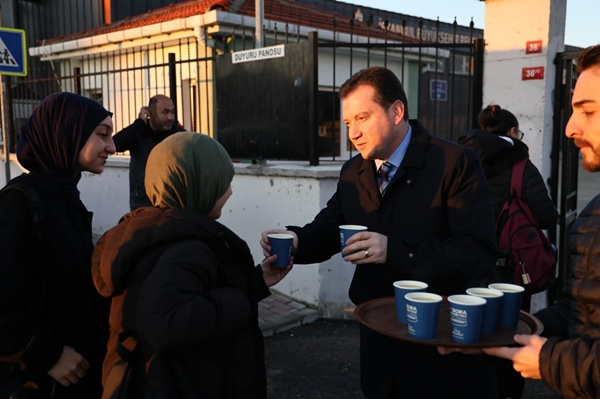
[515,129,525,140]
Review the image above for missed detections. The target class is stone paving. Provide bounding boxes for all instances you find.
[258,293,319,337]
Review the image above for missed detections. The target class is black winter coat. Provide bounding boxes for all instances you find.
[288,121,500,398]
[458,130,558,229]
[92,207,271,399]
[535,193,600,398]
[112,119,185,210]
[0,172,108,398]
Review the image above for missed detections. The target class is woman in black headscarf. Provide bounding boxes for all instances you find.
[0,92,116,398]
[459,104,558,228]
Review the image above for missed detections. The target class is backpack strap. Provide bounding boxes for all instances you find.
[116,331,155,398]
[509,159,542,227]
[116,331,154,363]
[510,159,528,200]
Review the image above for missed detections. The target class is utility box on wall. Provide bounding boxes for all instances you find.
[215,41,313,161]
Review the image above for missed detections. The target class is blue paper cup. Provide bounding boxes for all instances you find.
[339,225,367,252]
[404,292,443,340]
[488,283,525,329]
[393,280,428,324]
[268,233,294,268]
[466,287,504,335]
[448,294,486,344]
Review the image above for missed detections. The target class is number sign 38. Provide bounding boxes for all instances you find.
[526,40,543,54]
[522,67,545,80]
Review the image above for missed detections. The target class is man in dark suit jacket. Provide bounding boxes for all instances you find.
[261,67,499,398]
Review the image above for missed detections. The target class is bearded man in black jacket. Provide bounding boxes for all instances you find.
[484,44,600,399]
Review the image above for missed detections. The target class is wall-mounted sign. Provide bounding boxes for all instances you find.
[232,45,285,64]
[525,40,543,54]
[0,27,27,76]
[429,79,447,101]
[522,67,545,80]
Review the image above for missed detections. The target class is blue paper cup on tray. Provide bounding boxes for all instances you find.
[393,280,428,324]
[488,283,525,329]
[448,294,486,344]
[404,292,442,340]
[466,287,504,335]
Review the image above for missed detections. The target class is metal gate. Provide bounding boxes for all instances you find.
[549,49,582,300]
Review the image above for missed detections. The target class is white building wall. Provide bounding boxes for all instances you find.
[482,0,566,180]
[482,0,566,312]
[219,164,355,318]
[0,156,355,319]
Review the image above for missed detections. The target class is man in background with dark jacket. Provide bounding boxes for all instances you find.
[484,44,600,399]
[113,94,185,210]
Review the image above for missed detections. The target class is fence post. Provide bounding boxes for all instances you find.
[308,31,319,166]
[471,38,484,128]
[73,67,81,95]
[168,53,178,114]
[549,50,580,303]
[1,76,11,182]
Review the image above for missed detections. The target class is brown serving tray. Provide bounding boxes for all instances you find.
[355,296,543,348]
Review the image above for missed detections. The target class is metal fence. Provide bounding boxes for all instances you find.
[548,49,582,300]
[2,17,483,165]
[3,37,215,153]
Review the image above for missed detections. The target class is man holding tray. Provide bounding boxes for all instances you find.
[484,44,600,399]
[261,67,500,398]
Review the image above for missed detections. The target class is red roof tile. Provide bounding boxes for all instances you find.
[36,0,417,46]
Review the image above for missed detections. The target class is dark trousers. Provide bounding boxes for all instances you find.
[359,325,500,399]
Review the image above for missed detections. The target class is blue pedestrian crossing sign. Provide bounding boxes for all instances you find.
[0,28,27,76]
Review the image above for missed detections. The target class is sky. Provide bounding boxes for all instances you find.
[342,0,597,49]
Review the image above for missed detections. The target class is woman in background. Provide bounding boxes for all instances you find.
[0,92,115,398]
[459,104,558,228]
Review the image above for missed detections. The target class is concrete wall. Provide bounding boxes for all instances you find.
[220,162,355,318]
[482,0,566,180]
[482,0,566,313]
[1,156,356,319]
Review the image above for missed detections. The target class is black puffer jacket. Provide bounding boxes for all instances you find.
[535,193,600,398]
[0,172,108,398]
[459,130,558,229]
[92,207,271,399]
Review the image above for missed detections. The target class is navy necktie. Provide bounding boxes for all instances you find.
[378,161,393,194]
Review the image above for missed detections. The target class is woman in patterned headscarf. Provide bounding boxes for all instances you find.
[93,131,291,398]
[0,92,116,398]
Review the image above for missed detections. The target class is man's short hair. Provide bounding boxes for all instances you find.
[148,94,171,110]
[577,45,600,73]
[339,66,409,120]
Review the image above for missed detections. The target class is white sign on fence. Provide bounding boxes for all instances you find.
[231,45,285,64]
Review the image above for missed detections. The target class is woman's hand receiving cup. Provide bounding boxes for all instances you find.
[260,229,298,258]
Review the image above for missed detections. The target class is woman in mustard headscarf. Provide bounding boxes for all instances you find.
[93,131,291,398]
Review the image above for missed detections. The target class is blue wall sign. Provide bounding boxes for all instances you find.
[0,28,27,76]
[429,79,448,101]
